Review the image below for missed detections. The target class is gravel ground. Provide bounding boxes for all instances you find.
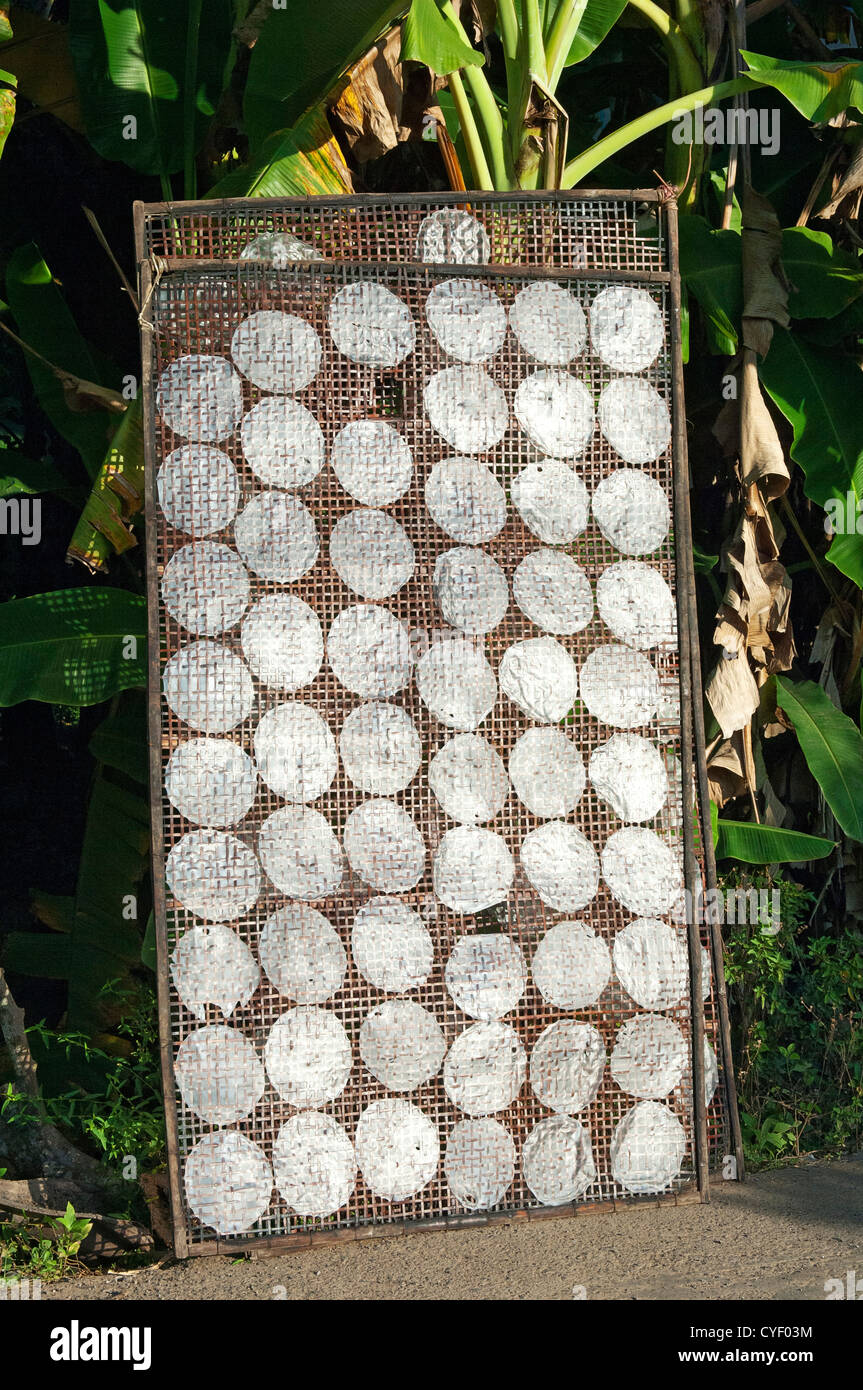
[44,1154,863,1301]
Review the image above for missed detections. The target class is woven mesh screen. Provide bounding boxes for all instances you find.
[139,194,730,1254]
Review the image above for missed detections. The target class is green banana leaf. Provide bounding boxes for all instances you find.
[760,328,863,586]
[774,676,863,843]
[67,398,145,572]
[715,818,834,864]
[402,0,483,74]
[244,0,404,147]
[68,0,235,183]
[678,215,741,355]
[89,691,148,784]
[0,587,146,707]
[741,50,863,123]
[782,228,863,320]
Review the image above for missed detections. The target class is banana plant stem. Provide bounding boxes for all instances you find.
[448,70,495,190]
[562,76,756,187]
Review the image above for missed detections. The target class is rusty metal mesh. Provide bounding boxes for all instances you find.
[139,194,729,1253]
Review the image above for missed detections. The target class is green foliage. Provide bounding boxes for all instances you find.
[741,50,863,122]
[68,0,235,186]
[0,588,146,708]
[0,1203,92,1282]
[207,104,352,199]
[677,216,741,353]
[774,677,863,842]
[781,228,863,320]
[724,871,863,1164]
[714,816,834,865]
[402,0,485,75]
[244,0,403,145]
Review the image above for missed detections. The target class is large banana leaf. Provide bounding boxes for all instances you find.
[678,215,742,354]
[207,104,352,199]
[0,587,146,707]
[714,818,834,864]
[511,0,626,67]
[782,228,863,320]
[760,328,863,585]
[775,675,863,843]
[88,690,148,784]
[4,243,117,479]
[68,0,234,179]
[402,0,484,73]
[742,50,863,123]
[244,0,404,146]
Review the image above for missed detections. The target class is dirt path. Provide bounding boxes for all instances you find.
[47,1154,863,1301]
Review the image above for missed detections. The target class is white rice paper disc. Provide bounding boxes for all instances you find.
[425,278,506,362]
[416,635,497,730]
[509,282,587,365]
[610,1100,686,1194]
[175,1023,265,1125]
[254,702,337,804]
[231,310,321,393]
[433,546,509,634]
[520,821,599,913]
[240,397,325,489]
[161,541,249,636]
[157,446,240,536]
[445,1118,516,1210]
[512,548,593,635]
[184,1131,272,1235]
[444,933,526,1020]
[344,798,426,893]
[240,594,323,693]
[529,1020,606,1114]
[596,560,677,650]
[522,1115,596,1205]
[265,1006,352,1108]
[329,282,415,367]
[351,897,434,993]
[598,378,671,466]
[508,727,585,818]
[429,733,509,824]
[170,923,260,1021]
[443,1021,527,1116]
[233,491,319,584]
[579,644,661,729]
[165,737,257,826]
[531,921,611,1010]
[330,509,415,599]
[331,420,413,507]
[258,806,342,900]
[327,604,413,698]
[610,1014,687,1098]
[163,641,255,733]
[591,468,670,556]
[339,701,421,795]
[355,1098,439,1202]
[499,637,578,724]
[612,918,689,1013]
[511,460,589,545]
[273,1112,355,1217]
[433,827,514,914]
[166,829,261,921]
[704,1039,719,1106]
[588,732,668,822]
[416,209,490,264]
[589,285,664,372]
[514,370,594,459]
[157,354,244,442]
[259,903,346,1003]
[239,231,322,265]
[601,826,684,917]
[425,366,508,454]
[425,457,507,543]
[359,1000,446,1091]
